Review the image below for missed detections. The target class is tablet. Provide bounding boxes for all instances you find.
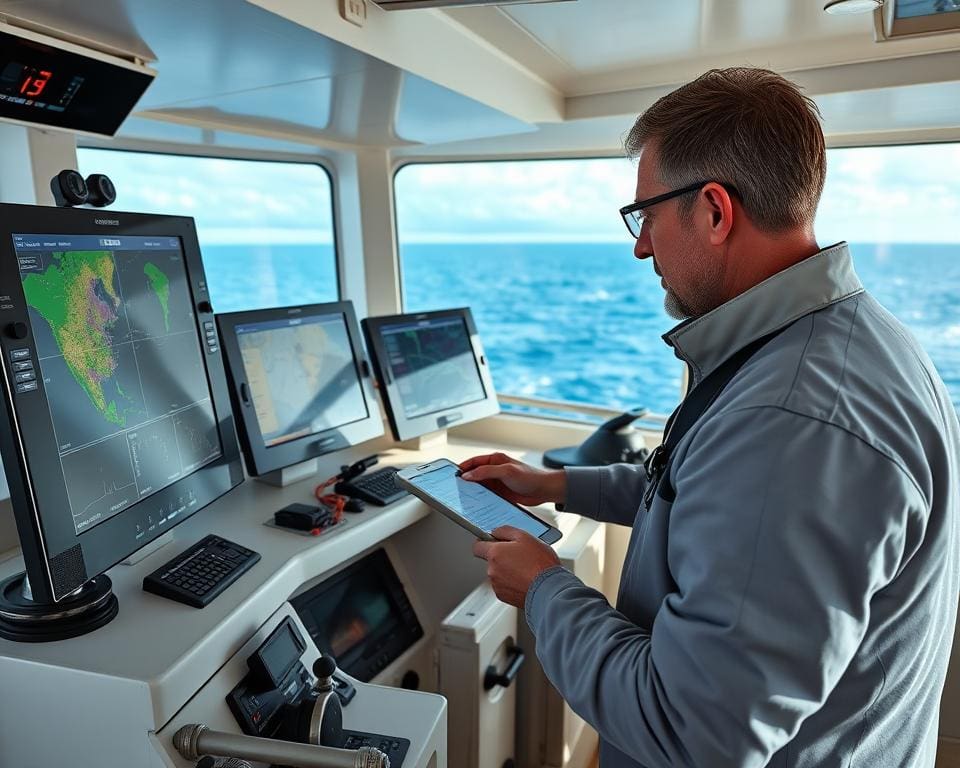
[396,458,562,544]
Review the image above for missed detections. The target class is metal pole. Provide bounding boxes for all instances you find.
[173,724,389,768]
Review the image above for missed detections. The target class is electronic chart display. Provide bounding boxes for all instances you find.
[0,203,243,604]
[381,315,486,419]
[217,302,383,478]
[235,314,369,447]
[16,233,221,535]
[362,308,499,441]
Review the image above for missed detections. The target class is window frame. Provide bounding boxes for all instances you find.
[75,143,344,305]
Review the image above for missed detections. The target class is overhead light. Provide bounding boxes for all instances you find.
[823,0,884,14]
[372,0,576,9]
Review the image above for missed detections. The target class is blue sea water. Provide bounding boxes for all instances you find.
[201,242,960,417]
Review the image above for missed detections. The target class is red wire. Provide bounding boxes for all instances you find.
[314,473,346,527]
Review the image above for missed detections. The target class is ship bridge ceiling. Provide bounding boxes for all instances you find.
[0,0,958,154]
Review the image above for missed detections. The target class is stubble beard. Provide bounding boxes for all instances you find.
[663,287,692,320]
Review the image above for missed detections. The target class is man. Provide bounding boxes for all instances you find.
[461,67,960,767]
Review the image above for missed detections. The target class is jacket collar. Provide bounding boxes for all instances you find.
[663,242,863,387]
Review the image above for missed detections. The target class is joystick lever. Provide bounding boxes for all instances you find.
[313,654,338,693]
[277,654,347,749]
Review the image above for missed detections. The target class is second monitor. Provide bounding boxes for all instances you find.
[362,307,499,442]
[217,302,383,483]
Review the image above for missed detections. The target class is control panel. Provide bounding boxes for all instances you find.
[225,616,410,766]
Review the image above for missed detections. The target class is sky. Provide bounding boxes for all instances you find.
[80,143,960,246]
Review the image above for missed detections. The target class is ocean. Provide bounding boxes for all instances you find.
[200,242,960,418]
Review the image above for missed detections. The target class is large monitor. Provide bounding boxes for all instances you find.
[216,302,383,480]
[362,307,499,441]
[0,203,243,611]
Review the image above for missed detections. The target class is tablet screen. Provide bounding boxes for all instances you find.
[408,463,549,538]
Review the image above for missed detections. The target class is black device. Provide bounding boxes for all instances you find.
[337,466,407,506]
[397,458,563,544]
[226,618,408,765]
[0,27,154,137]
[542,407,651,468]
[142,534,260,609]
[275,502,337,532]
[50,170,117,208]
[335,456,408,506]
[291,548,424,682]
[216,303,383,479]
[362,307,499,441]
[0,203,244,641]
[50,169,88,206]
[85,173,117,207]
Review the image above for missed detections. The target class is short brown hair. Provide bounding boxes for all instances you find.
[625,67,826,232]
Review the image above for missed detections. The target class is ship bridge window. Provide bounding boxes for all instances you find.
[76,149,338,312]
[818,142,960,412]
[395,159,685,419]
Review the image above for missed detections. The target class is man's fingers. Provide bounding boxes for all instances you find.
[459,452,516,472]
[491,525,526,542]
[461,463,511,483]
[473,539,494,560]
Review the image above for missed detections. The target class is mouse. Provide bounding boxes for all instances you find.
[343,497,366,513]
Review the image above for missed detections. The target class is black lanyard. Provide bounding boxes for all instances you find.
[642,327,789,510]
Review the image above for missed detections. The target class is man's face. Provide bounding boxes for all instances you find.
[632,143,721,320]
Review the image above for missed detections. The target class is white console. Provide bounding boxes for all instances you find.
[0,435,601,768]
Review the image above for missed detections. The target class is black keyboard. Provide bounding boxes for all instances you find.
[142,534,260,608]
[335,466,408,506]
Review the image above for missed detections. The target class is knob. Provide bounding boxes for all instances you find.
[6,322,27,340]
[313,655,337,680]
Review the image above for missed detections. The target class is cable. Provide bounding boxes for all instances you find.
[313,472,346,528]
[313,454,380,524]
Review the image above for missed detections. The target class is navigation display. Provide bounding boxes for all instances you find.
[235,314,369,447]
[14,233,221,535]
[381,316,486,418]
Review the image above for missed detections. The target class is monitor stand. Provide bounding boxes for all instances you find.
[398,429,448,453]
[256,458,319,488]
[0,572,118,642]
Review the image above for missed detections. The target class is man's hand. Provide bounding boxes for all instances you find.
[459,452,567,506]
[473,526,561,609]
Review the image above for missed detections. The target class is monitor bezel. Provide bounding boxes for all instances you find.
[362,307,499,442]
[0,203,244,604]
[216,301,383,478]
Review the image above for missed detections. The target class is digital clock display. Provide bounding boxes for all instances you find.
[0,62,84,113]
[0,30,154,136]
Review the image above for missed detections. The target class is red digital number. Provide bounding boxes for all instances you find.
[19,70,52,98]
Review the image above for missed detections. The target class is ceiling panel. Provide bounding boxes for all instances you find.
[501,0,866,75]
[0,0,536,149]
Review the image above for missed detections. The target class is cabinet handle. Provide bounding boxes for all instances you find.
[484,645,525,691]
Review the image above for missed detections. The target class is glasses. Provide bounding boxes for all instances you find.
[619,180,711,238]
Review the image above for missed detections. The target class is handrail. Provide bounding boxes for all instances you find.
[498,394,669,424]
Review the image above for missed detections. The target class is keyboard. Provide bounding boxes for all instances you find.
[335,466,408,506]
[142,534,260,608]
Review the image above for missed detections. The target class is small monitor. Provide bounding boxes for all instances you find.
[0,203,243,605]
[291,548,423,682]
[362,307,499,441]
[217,302,383,478]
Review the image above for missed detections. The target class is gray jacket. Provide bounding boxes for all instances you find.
[525,243,960,768]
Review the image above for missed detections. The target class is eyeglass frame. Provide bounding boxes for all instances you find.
[619,180,737,238]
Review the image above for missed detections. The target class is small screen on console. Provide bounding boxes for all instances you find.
[292,549,423,682]
[380,316,486,419]
[14,233,222,535]
[234,314,369,447]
